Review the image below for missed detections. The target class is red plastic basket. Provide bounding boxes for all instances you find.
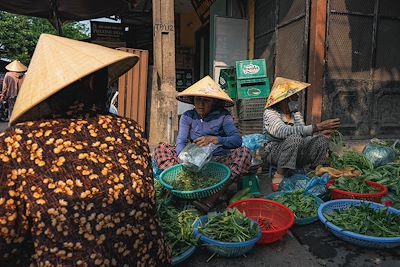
[327,180,388,203]
[228,199,295,245]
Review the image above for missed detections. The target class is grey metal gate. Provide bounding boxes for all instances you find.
[324,0,400,139]
[254,0,310,82]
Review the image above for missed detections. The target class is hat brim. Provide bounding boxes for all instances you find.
[10,34,140,126]
[265,77,311,108]
[177,95,234,107]
[5,61,28,72]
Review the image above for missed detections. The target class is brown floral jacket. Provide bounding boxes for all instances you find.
[0,115,171,267]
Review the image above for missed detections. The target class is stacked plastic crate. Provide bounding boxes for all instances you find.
[219,60,270,135]
[236,59,270,134]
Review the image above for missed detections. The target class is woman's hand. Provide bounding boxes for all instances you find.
[316,118,341,131]
[320,130,334,138]
[194,136,219,147]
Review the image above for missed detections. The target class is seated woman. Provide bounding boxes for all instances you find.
[0,34,170,266]
[263,77,340,191]
[154,76,251,212]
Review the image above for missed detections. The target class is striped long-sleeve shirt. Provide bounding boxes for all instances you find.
[263,108,313,143]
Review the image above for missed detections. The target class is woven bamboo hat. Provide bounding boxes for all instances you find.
[177,76,234,107]
[265,77,311,108]
[10,33,139,125]
[5,60,27,72]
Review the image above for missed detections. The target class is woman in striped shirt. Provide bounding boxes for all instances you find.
[263,78,340,191]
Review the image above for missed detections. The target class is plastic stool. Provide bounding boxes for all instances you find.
[239,174,261,197]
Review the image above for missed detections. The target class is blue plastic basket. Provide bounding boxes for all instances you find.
[151,159,162,180]
[265,192,324,225]
[159,162,231,199]
[172,246,196,265]
[318,199,400,248]
[193,214,261,257]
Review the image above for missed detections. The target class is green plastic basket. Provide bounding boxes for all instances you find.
[159,162,231,199]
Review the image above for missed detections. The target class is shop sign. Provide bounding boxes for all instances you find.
[91,21,125,43]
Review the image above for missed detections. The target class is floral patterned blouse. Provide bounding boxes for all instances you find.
[0,114,171,267]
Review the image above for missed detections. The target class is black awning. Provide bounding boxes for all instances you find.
[0,0,141,21]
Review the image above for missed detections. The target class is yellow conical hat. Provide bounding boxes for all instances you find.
[10,33,139,125]
[177,76,234,107]
[265,77,311,108]
[5,60,27,72]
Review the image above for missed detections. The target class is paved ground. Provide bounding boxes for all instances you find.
[180,171,400,267]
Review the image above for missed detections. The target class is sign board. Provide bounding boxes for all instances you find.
[91,21,125,43]
[176,69,193,91]
[191,0,216,23]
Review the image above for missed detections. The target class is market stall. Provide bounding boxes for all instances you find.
[153,132,400,265]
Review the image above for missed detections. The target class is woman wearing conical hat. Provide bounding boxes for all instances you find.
[0,60,27,121]
[0,34,170,266]
[153,76,252,212]
[263,77,340,191]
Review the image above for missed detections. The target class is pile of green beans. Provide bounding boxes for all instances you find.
[170,169,220,191]
[330,176,379,194]
[364,163,400,195]
[199,208,259,243]
[324,204,400,238]
[157,200,199,257]
[156,180,198,257]
[330,151,373,172]
[271,190,318,219]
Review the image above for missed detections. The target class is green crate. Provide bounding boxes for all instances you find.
[219,68,237,99]
[236,59,267,80]
[239,174,261,197]
[237,78,270,99]
[222,80,237,99]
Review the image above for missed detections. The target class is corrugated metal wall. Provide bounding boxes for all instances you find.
[117,49,149,131]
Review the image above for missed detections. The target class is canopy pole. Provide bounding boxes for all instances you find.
[49,0,63,36]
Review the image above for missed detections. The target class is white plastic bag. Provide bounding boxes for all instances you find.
[178,143,220,172]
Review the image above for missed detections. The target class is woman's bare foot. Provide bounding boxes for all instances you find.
[272,172,284,192]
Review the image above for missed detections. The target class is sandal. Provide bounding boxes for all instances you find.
[272,173,284,192]
[193,200,213,213]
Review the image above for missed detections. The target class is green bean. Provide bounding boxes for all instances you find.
[168,169,220,191]
[156,192,199,257]
[271,190,318,219]
[330,176,379,194]
[199,209,259,243]
[324,204,400,238]
[330,151,373,172]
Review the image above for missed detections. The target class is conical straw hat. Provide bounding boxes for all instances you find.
[265,77,311,108]
[5,60,27,72]
[10,33,139,125]
[177,76,234,107]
